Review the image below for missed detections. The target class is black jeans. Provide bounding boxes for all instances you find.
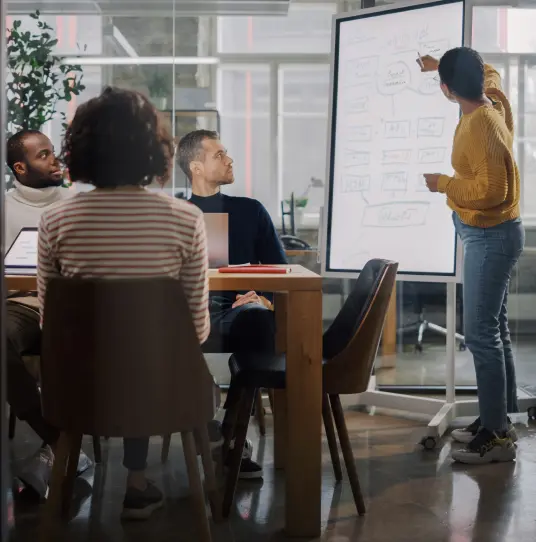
[205,300,276,354]
[204,300,276,410]
[6,301,148,470]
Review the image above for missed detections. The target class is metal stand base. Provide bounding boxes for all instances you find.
[356,282,536,450]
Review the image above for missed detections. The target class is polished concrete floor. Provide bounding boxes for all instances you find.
[7,403,536,542]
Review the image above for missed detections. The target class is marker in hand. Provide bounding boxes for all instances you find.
[417,51,424,69]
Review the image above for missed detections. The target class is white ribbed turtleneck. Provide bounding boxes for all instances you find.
[5,181,71,248]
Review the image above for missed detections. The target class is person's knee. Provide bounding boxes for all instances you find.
[231,306,275,351]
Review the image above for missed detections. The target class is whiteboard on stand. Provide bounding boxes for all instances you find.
[322,0,465,282]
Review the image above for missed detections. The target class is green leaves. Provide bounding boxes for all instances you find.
[6,9,85,137]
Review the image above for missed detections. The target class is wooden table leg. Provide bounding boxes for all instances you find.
[273,293,288,470]
[285,289,322,537]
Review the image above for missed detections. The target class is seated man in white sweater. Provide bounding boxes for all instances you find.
[5,130,92,499]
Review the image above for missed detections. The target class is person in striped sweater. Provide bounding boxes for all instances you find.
[37,87,210,519]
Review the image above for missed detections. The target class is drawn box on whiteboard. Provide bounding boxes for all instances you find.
[419,39,450,58]
[346,96,369,114]
[382,172,408,191]
[417,117,445,137]
[342,174,371,193]
[344,149,370,167]
[382,149,411,165]
[345,56,379,87]
[384,120,411,139]
[348,125,373,142]
[418,147,446,164]
[362,201,430,228]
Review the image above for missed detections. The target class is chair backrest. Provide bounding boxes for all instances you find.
[40,278,216,438]
[322,259,398,395]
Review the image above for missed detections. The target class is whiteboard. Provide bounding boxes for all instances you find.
[323,0,464,281]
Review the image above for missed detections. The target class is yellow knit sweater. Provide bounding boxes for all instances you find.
[437,64,520,227]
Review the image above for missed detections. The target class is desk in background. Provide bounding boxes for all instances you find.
[6,265,323,538]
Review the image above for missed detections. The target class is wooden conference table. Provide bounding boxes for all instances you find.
[6,265,323,538]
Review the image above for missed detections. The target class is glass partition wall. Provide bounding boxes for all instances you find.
[2,0,536,442]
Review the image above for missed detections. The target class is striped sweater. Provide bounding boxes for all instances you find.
[37,187,210,343]
[437,64,520,227]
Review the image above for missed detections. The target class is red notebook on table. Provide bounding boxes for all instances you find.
[218,265,291,274]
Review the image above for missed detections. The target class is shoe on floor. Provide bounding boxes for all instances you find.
[451,428,516,465]
[121,481,164,521]
[236,457,263,480]
[224,439,263,480]
[452,417,518,444]
[77,450,93,476]
[16,446,54,499]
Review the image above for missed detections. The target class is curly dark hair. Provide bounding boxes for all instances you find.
[439,47,485,101]
[62,87,174,188]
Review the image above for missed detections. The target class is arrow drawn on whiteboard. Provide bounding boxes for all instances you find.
[360,192,369,205]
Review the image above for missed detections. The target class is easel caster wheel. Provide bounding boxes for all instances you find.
[420,437,437,450]
[415,344,423,353]
[528,407,536,420]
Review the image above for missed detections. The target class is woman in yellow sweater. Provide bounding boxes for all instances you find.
[421,47,524,465]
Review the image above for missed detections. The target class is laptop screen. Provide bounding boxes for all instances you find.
[204,213,229,268]
[5,228,38,275]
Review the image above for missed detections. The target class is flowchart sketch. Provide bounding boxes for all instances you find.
[326,0,463,277]
[342,174,371,193]
[348,125,373,142]
[418,147,446,164]
[382,149,411,165]
[362,201,429,228]
[417,117,445,137]
[382,172,408,192]
[344,149,370,167]
[384,120,411,139]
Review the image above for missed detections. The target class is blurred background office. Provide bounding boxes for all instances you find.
[3,0,536,405]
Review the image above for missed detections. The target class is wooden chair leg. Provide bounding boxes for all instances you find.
[181,431,213,542]
[196,426,223,523]
[322,394,343,482]
[161,435,172,464]
[92,436,102,464]
[255,389,266,436]
[62,433,83,518]
[267,389,274,413]
[43,432,81,521]
[222,388,256,518]
[330,394,366,516]
[8,409,16,440]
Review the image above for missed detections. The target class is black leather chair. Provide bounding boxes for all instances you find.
[220,258,398,518]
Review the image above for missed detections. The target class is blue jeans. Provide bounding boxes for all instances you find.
[454,213,525,433]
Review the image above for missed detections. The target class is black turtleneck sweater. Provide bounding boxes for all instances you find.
[189,192,287,309]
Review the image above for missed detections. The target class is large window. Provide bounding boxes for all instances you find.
[217,2,336,54]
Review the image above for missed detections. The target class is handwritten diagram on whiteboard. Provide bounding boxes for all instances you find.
[325,0,464,279]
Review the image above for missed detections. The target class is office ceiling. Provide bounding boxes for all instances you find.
[6,0,291,16]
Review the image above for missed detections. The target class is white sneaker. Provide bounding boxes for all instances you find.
[451,429,516,465]
[17,446,54,499]
[452,417,518,444]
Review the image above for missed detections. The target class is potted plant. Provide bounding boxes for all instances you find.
[147,71,169,111]
[6,10,85,187]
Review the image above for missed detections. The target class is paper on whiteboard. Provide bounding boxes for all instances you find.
[328,1,463,277]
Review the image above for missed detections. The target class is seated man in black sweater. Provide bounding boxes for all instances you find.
[178,130,287,479]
